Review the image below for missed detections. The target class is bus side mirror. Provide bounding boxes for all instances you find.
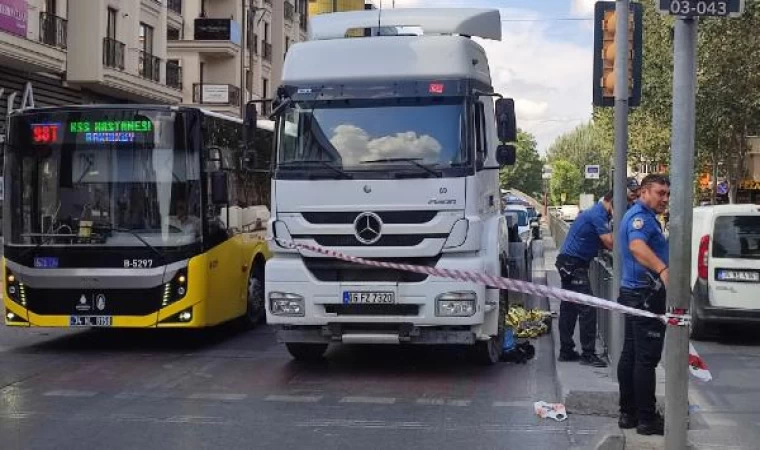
[210,172,229,205]
[495,97,517,143]
[497,144,516,167]
[243,102,258,149]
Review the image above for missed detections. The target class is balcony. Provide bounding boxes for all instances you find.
[166,61,182,90]
[193,84,241,106]
[167,18,241,57]
[39,13,67,49]
[262,41,272,62]
[103,37,125,70]
[138,51,161,82]
[168,0,182,15]
[285,2,295,22]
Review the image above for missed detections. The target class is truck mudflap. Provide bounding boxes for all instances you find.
[277,324,478,345]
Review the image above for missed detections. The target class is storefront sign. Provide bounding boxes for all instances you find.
[0,0,28,37]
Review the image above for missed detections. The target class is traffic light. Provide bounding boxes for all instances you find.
[593,1,643,107]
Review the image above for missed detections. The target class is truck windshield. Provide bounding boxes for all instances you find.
[5,109,202,248]
[276,98,467,178]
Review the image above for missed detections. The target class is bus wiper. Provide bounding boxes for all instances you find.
[361,158,442,178]
[279,160,353,179]
[94,225,168,264]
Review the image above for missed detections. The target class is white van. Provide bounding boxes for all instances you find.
[690,204,760,339]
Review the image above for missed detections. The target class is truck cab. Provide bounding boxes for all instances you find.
[244,8,518,363]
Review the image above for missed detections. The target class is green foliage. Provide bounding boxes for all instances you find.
[499,129,544,197]
[546,122,612,198]
[550,160,583,205]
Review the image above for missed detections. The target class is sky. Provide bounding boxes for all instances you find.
[367,0,598,155]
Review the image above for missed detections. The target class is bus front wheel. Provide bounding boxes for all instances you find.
[286,343,328,362]
[244,268,266,328]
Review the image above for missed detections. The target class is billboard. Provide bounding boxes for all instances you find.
[0,0,27,37]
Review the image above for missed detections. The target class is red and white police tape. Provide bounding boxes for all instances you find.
[273,238,712,381]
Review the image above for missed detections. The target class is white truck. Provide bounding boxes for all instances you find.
[243,8,519,364]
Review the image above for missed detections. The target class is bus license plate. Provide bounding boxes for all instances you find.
[343,292,395,304]
[69,316,113,327]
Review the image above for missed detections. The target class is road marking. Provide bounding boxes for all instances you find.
[415,398,471,407]
[299,419,430,430]
[493,400,534,407]
[340,396,396,405]
[188,393,247,401]
[265,394,322,403]
[114,391,172,400]
[43,390,97,398]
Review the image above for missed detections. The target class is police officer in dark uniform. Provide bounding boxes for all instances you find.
[617,174,670,436]
[555,191,614,368]
[627,177,640,209]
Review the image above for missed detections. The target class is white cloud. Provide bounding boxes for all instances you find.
[329,125,442,164]
[365,0,594,154]
[570,0,596,17]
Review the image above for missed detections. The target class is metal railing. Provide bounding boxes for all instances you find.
[39,12,67,49]
[166,61,182,90]
[262,41,272,61]
[168,0,182,15]
[548,210,616,361]
[138,51,161,82]
[103,37,125,70]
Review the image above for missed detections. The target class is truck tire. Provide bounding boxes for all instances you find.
[689,297,708,341]
[472,266,508,365]
[286,343,328,362]
[243,267,266,329]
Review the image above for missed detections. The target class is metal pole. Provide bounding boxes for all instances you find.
[665,16,697,450]
[240,0,246,116]
[610,0,630,371]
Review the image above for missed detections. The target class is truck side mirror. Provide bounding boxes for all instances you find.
[210,172,229,205]
[495,97,517,143]
[243,101,258,148]
[497,144,516,167]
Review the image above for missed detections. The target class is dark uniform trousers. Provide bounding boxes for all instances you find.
[617,287,666,423]
[556,254,597,356]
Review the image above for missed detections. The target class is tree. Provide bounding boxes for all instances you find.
[546,122,612,198]
[550,160,583,205]
[499,129,543,197]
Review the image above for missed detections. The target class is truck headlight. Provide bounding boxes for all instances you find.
[269,292,305,316]
[436,292,476,317]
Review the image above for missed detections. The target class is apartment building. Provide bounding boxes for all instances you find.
[0,0,306,137]
[168,0,308,117]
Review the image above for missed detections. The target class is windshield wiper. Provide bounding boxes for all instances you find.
[94,225,168,264]
[279,160,353,179]
[361,158,442,178]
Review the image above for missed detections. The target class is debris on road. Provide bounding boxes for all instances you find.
[534,401,567,422]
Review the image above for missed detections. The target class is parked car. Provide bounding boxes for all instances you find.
[690,204,760,339]
[505,204,531,240]
[559,204,580,222]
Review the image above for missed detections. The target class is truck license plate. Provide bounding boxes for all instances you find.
[343,292,395,304]
[69,316,113,327]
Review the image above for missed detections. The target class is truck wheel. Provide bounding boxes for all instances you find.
[689,297,708,341]
[244,268,265,328]
[286,343,328,362]
[473,269,508,365]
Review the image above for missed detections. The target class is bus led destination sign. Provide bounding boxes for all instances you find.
[69,120,153,133]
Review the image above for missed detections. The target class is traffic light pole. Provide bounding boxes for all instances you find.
[665,16,698,450]
[611,0,629,370]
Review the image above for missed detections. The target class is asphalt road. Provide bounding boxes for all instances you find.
[0,323,608,450]
[689,325,760,449]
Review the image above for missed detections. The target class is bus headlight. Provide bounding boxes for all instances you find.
[270,292,304,316]
[163,269,189,307]
[5,269,25,306]
[436,292,476,317]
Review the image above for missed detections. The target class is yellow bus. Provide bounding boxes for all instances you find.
[3,105,273,328]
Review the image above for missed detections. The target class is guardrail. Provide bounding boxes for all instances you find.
[548,211,616,361]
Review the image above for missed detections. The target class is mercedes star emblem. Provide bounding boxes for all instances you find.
[363,185,372,193]
[353,212,383,245]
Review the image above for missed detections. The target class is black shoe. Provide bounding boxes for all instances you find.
[618,413,638,429]
[558,350,580,362]
[580,353,608,368]
[637,414,665,436]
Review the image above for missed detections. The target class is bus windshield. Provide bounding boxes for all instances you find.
[5,109,201,248]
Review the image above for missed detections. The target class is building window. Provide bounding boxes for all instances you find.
[264,22,269,42]
[107,7,117,39]
[168,26,181,41]
[140,23,154,53]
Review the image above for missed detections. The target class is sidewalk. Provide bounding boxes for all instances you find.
[540,230,671,449]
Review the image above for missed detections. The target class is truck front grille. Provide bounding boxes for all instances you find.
[304,257,439,282]
[324,304,419,316]
[302,234,446,247]
[302,211,437,224]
